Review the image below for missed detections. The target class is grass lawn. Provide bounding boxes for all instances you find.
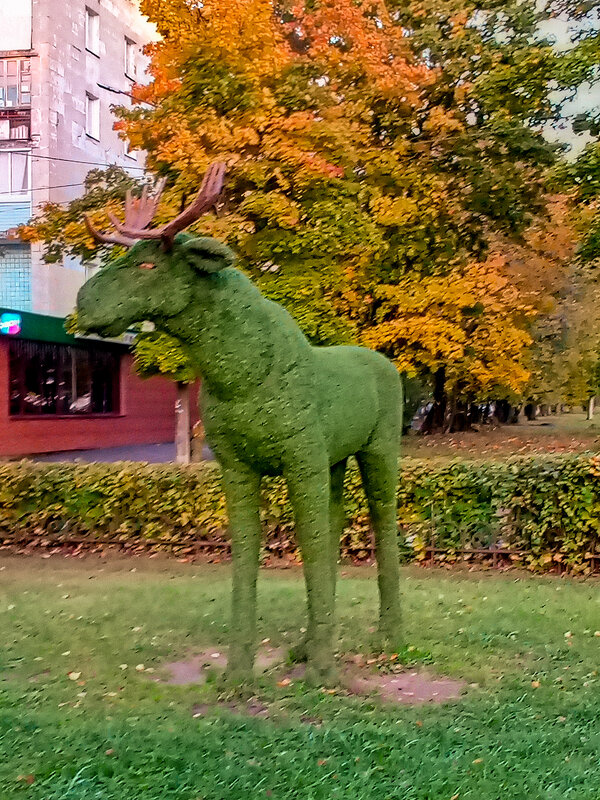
[1,555,599,799]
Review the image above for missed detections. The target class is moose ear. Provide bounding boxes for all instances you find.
[181,236,235,273]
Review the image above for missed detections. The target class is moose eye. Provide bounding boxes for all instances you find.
[139,262,156,270]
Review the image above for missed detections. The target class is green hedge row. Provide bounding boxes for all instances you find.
[1,454,599,572]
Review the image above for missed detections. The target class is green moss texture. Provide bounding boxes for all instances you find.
[77,233,403,683]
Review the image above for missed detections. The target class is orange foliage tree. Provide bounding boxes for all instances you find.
[25,0,568,415]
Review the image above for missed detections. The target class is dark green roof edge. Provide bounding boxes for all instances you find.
[0,308,130,348]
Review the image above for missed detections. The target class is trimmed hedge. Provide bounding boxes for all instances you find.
[1,453,600,572]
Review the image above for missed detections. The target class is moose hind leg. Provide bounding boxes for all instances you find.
[221,464,262,682]
[356,446,401,648]
[329,458,347,600]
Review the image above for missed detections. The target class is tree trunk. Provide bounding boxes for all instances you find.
[175,381,191,464]
[587,396,595,421]
[444,391,458,433]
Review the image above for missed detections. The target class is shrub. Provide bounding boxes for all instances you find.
[1,454,599,572]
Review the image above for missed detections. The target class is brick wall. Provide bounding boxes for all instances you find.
[0,340,198,456]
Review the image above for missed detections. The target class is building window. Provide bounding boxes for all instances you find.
[0,244,31,310]
[125,37,136,79]
[85,7,100,55]
[124,137,138,160]
[8,339,121,416]
[0,150,30,196]
[0,58,32,108]
[85,93,100,140]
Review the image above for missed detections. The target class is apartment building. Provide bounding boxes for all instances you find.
[0,1,190,457]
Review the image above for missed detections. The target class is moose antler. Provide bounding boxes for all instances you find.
[84,215,137,247]
[84,176,167,248]
[108,177,167,233]
[107,162,226,248]
[83,163,225,249]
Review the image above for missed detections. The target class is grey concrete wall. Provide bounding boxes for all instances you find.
[29,0,157,315]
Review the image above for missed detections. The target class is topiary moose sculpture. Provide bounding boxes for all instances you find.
[77,163,403,685]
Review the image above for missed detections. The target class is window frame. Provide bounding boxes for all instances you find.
[8,339,122,418]
[0,149,31,200]
[124,36,137,80]
[85,92,100,140]
[0,58,32,109]
[85,7,100,57]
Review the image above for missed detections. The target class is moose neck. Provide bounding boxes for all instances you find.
[161,267,281,400]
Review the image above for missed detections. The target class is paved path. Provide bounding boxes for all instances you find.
[35,442,214,463]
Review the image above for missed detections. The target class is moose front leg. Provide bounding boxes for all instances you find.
[221,464,262,683]
[285,452,336,686]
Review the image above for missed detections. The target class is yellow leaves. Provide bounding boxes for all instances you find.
[449,11,469,28]
[240,191,300,229]
[422,107,464,136]
[370,196,420,226]
[363,256,536,395]
[15,224,39,243]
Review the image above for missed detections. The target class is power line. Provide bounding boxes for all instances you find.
[30,153,147,172]
[0,182,86,196]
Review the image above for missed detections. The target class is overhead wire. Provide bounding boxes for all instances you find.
[29,153,147,171]
[0,182,86,196]
[0,153,148,195]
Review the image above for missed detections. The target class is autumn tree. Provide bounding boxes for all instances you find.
[24,0,580,426]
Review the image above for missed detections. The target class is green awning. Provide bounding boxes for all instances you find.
[0,308,132,348]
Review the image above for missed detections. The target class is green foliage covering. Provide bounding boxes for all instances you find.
[76,230,404,683]
[2,453,599,573]
[133,330,196,383]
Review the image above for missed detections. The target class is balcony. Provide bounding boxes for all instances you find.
[0,57,31,142]
[0,109,31,142]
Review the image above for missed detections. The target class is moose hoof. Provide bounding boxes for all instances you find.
[223,651,255,687]
[221,667,255,688]
[288,638,309,664]
[373,623,403,655]
[304,662,338,688]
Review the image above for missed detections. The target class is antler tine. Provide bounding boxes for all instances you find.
[141,177,167,227]
[121,178,167,232]
[108,163,226,243]
[160,162,226,239]
[84,214,136,247]
[124,186,143,230]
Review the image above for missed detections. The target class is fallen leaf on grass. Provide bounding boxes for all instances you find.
[67,671,81,681]
[531,680,541,688]
[17,775,35,785]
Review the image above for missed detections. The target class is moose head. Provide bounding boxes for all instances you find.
[76,162,235,338]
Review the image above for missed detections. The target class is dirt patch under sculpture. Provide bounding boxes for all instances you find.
[157,645,466,708]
